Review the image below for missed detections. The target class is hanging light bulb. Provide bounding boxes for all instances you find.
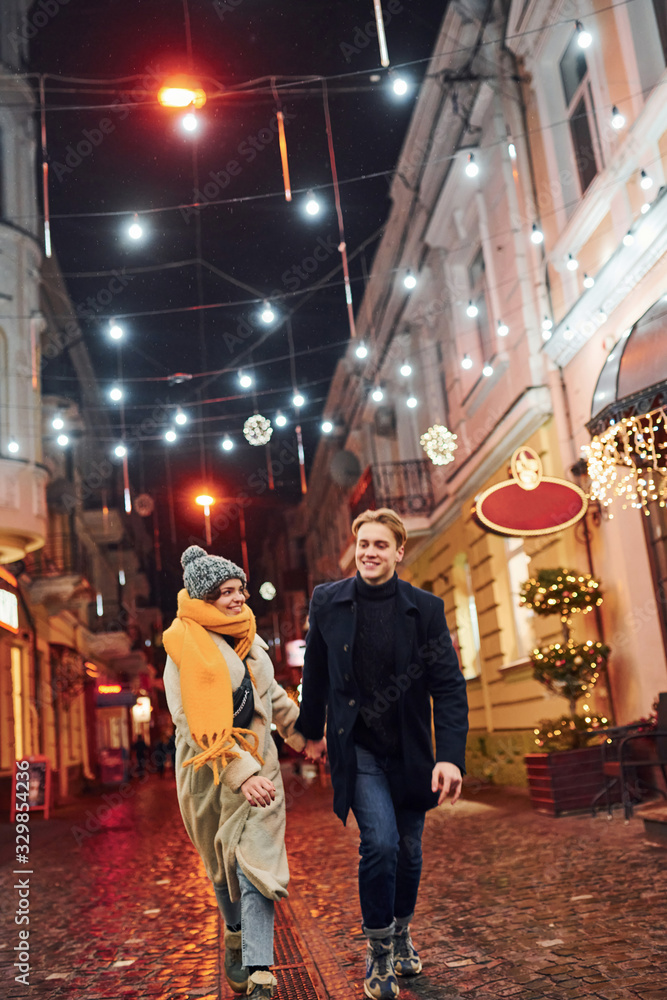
[400,362,412,377]
[57,434,69,447]
[355,341,369,359]
[497,320,509,337]
[371,387,384,402]
[466,300,479,318]
[465,153,479,178]
[508,141,517,159]
[109,386,123,402]
[7,439,19,453]
[392,75,409,96]
[563,326,574,341]
[542,327,553,342]
[321,420,333,434]
[165,429,177,443]
[531,223,544,244]
[622,231,634,247]
[641,202,651,215]
[304,190,320,216]
[182,111,198,132]
[461,354,473,370]
[221,436,234,451]
[482,363,494,377]
[109,321,123,340]
[583,273,594,288]
[406,396,418,408]
[611,106,625,129]
[52,415,64,430]
[114,443,127,458]
[566,253,579,271]
[576,20,592,48]
[403,271,417,290]
[275,410,287,427]
[127,214,143,240]
[260,301,275,324]
[542,316,553,332]
[293,391,305,408]
[238,371,253,389]
[174,408,187,425]
[640,169,653,190]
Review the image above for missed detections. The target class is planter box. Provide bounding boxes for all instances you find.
[524,747,610,816]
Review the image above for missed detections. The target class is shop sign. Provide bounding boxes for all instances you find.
[474,447,588,537]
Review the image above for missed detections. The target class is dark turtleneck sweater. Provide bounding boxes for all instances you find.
[352,571,401,759]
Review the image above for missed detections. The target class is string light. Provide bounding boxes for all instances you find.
[611,105,625,129]
[466,300,478,318]
[165,429,177,443]
[420,424,458,465]
[542,328,552,341]
[321,420,333,433]
[391,75,409,96]
[576,20,592,48]
[292,392,305,407]
[482,363,494,377]
[355,341,369,359]
[114,443,127,458]
[221,435,234,451]
[174,408,188,425]
[585,406,667,514]
[566,253,579,271]
[622,231,634,246]
[182,112,198,132]
[304,190,320,215]
[542,316,553,332]
[275,411,287,427]
[7,440,19,453]
[57,434,69,447]
[497,320,509,337]
[238,371,253,389]
[461,354,473,369]
[371,386,384,402]
[260,302,276,324]
[508,141,516,159]
[583,273,594,288]
[406,396,418,408]
[563,326,574,340]
[465,153,479,178]
[641,202,651,214]
[52,415,64,430]
[109,321,123,340]
[531,223,544,244]
[640,169,653,190]
[109,386,123,402]
[127,214,143,240]
[403,271,417,290]
[400,362,412,376]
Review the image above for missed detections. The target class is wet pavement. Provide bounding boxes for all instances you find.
[1,763,667,1000]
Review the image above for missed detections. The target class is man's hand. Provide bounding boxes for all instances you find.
[240,775,276,807]
[304,738,327,763]
[432,762,462,806]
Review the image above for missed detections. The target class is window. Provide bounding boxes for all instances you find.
[653,0,667,65]
[559,32,602,194]
[451,553,482,679]
[468,248,493,362]
[505,537,536,661]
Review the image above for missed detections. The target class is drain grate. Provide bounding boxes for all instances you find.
[275,965,320,1000]
[273,923,304,966]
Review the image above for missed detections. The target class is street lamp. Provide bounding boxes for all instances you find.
[195,493,215,546]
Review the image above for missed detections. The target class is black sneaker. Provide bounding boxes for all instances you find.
[364,936,399,999]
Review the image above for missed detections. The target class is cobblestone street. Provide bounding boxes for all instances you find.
[1,766,666,1000]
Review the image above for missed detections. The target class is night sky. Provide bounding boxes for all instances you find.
[26,0,446,600]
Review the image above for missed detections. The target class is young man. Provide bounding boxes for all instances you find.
[297,508,468,999]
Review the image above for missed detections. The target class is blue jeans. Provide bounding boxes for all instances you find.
[351,745,426,933]
[214,863,274,967]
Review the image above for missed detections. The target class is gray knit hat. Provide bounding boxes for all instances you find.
[181,545,246,600]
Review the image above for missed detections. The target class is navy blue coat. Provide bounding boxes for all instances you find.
[296,576,469,823]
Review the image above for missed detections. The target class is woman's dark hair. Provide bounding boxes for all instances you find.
[204,579,249,603]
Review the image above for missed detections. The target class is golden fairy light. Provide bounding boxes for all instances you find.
[585,405,667,515]
[420,424,458,466]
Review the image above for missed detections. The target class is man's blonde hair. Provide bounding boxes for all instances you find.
[351,508,407,548]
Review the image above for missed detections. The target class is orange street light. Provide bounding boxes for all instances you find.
[158,76,207,109]
[195,494,215,545]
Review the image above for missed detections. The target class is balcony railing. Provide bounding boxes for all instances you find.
[349,461,435,520]
[23,531,93,582]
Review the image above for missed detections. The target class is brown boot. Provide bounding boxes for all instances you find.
[246,970,277,997]
[224,929,248,993]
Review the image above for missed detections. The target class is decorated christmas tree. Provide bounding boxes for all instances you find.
[519,569,610,749]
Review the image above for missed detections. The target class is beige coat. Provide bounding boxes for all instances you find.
[164,631,306,901]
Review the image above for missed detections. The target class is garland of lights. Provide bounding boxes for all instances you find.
[519,569,603,622]
[420,424,458,466]
[530,639,609,701]
[585,406,667,515]
[243,414,273,446]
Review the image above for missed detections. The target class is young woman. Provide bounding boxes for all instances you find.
[163,545,305,999]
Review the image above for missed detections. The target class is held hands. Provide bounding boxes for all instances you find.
[432,762,462,806]
[240,775,276,807]
[304,737,327,763]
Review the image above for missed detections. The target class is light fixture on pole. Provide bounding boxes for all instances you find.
[158,76,207,109]
[195,493,215,547]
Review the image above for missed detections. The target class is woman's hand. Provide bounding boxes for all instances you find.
[241,775,276,807]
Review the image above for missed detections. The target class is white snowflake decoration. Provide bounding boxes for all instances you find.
[420,424,458,466]
[243,414,273,446]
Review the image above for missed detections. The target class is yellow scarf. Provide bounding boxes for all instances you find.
[162,589,264,783]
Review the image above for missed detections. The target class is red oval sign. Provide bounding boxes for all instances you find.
[474,478,588,536]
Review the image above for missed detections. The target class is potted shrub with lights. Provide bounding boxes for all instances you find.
[520,568,611,815]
